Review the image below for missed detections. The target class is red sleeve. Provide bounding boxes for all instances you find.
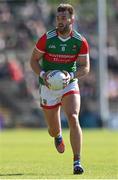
[35,33,47,53]
[79,37,89,55]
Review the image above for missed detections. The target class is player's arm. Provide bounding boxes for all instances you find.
[30,48,43,76]
[30,33,50,87]
[30,33,46,76]
[30,48,50,87]
[76,54,90,79]
[75,37,90,79]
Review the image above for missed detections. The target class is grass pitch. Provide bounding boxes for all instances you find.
[0,128,118,179]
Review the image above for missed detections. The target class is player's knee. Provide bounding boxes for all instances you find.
[68,112,78,121]
[68,113,79,129]
[48,128,60,137]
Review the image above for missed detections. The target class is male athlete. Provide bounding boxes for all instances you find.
[30,3,90,175]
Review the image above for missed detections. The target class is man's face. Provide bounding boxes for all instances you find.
[56,10,73,34]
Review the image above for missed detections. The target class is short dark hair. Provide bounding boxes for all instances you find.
[57,3,74,16]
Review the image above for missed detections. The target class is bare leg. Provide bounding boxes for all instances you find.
[62,93,82,157]
[42,106,61,137]
[42,106,65,153]
[62,93,84,174]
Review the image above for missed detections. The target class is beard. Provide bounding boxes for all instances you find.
[57,24,70,35]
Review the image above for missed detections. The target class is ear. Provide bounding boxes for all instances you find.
[71,15,75,24]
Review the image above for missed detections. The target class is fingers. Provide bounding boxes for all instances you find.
[41,70,74,90]
[40,71,50,88]
[62,70,71,80]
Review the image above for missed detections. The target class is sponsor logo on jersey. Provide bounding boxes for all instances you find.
[44,53,77,63]
[40,97,47,105]
[49,45,56,49]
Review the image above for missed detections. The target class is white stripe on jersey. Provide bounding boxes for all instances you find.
[78,54,89,60]
[73,34,82,41]
[47,30,57,39]
[35,46,45,53]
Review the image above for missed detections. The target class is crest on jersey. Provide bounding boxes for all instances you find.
[60,44,67,52]
[61,46,66,51]
[72,44,77,50]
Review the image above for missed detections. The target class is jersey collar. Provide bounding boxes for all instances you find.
[56,29,73,41]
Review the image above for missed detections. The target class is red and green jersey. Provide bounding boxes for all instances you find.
[35,28,89,84]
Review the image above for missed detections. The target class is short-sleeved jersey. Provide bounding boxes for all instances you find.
[35,28,89,84]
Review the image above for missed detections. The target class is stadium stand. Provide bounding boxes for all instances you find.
[0,0,118,128]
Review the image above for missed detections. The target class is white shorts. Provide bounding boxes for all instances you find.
[39,79,80,109]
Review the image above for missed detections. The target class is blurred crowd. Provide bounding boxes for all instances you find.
[0,0,118,128]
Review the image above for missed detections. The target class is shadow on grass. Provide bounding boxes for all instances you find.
[0,172,74,178]
[0,173,35,176]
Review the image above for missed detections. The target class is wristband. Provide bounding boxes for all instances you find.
[40,70,45,78]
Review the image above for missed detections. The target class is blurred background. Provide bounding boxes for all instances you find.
[0,0,118,130]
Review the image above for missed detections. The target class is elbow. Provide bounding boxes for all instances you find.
[84,66,90,75]
[30,58,35,70]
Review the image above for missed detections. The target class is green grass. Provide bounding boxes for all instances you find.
[0,128,118,179]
